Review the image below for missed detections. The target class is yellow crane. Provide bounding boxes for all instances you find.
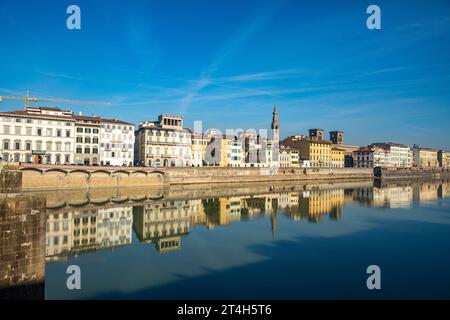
[0,91,111,109]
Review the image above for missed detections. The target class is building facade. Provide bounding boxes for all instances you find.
[279,146,300,168]
[100,118,134,166]
[0,107,75,164]
[330,147,345,168]
[413,146,438,167]
[135,114,192,167]
[438,150,450,168]
[282,135,332,168]
[73,115,101,165]
[353,146,388,168]
[370,142,412,168]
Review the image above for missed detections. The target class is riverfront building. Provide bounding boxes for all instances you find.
[73,115,101,165]
[438,150,450,168]
[413,145,439,167]
[0,106,75,164]
[353,143,413,168]
[134,114,192,167]
[279,146,300,168]
[282,135,332,168]
[100,118,135,166]
[0,106,134,166]
[352,146,388,168]
[370,142,412,168]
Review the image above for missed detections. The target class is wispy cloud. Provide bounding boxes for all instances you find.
[216,68,304,83]
[178,0,289,112]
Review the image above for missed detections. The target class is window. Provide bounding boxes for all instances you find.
[93,128,99,134]
[14,126,21,135]
[85,137,91,143]
[66,130,71,137]
[15,118,21,123]
[26,127,32,135]
[84,147,90,154]
[93,138,98,143]
[14,141,20,150]
[37,128,42,136]
[25,142,31,150]
[76,137,83,143]
[3,141,9,150]
[92,148,98,154]
[14,153,20,162]
[65,155,70,163]
[76,128,83,133]
[76,147,82,153]
[26,119,32,124]
[55,142,62,151]
[3,126,10,134]
[46,128,52,136]
[56,155,61,163]
[56,130,61,137]
[85,128,91,133]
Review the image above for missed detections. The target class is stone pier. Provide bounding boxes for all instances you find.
[0,167,46,300]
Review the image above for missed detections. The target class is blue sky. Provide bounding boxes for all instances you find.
[0,0,449,148]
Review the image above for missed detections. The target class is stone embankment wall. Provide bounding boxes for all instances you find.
[11,163,373,191]
[165,167,373,185]
[374,167,450,180]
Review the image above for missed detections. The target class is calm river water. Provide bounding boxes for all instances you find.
[23,180,450,299]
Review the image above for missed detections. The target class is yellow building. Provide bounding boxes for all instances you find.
[203,134,229,167]
[331,147,345,168]
[191,133,208,166]
[282,136,332,167]
[438,150,450,167]
[413,146,438,167]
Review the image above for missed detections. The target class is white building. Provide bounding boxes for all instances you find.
[135,114,192,167]
[370,142,412,168]
[279,146,300,168]
[100,118,135,166]
[353,146,388,168]
[0,107,75,164]
[226,136,244,167]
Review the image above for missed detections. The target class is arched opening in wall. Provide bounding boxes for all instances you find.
[163,159,169,167]
[45,154,51,164]
[171,160,175,167]
[155,159,160,167]
[92,157,98,165]
[84,158,90,165]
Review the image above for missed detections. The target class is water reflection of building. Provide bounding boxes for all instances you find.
[352,182,450,208]
[46,205,134,259]
[373,187,413,209]
[132,200,191,253]
[293,189,344,223]
[413,183,439,202]
[72,208,98,253]
[46,211,73,257]
[97,206,133,249]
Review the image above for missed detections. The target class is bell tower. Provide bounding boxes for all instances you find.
[271,104,279,143]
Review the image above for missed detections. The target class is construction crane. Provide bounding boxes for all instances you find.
[0,91,111,109]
